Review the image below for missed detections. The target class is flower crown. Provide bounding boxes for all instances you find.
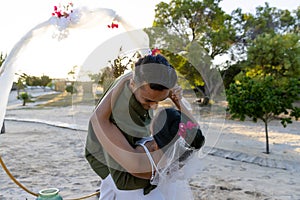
[151,48,161,55]
[178,121,198,139]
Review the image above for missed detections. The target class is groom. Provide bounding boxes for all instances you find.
[85,54,180,199]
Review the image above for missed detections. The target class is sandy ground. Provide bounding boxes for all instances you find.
[1,91,300,200]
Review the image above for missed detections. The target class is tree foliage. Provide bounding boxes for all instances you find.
[17,73,52,88]
[65,84,77,95]
[245,33,300,78]
[19,92,30,106]
[153,0,235,59]
[231,3,299,60]
[15,73,52,97]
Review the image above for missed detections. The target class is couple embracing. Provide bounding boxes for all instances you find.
[85,54,205,200]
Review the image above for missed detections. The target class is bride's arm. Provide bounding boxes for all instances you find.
[169,85,198,123]
[130,143,160,179]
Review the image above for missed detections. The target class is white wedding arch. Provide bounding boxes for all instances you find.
[0,5,150,131]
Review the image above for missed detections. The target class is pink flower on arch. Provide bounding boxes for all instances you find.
[108,22,119,29]
[51,2,73,19]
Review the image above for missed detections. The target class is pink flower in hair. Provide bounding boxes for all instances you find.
[178,122,187,138]
[178,121,197,139]
[151,48,161,55]
[186,121,197,130]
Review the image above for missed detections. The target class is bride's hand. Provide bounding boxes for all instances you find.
[169,84,182,101]
[169,84,183,109]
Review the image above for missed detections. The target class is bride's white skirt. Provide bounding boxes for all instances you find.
[157,170,194,200]
[98,173,194,200]
[99,174,165,200]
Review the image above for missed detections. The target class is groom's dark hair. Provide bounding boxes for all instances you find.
[134,54,177,90]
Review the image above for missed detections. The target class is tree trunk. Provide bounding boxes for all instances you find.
[264,120,270,154]
[194,85,210,106]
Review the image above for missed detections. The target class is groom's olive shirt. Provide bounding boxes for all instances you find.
[85,78,155,192]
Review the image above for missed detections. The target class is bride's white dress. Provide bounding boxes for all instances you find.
[155,143,200,200]
[140,138,199,200]
[156,158,196,200]
[97,136,200,200]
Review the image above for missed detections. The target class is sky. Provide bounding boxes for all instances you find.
[0,0,299,78]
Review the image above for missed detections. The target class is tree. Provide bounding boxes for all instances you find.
[19,92,30,106]
[227,76,300,154]
[226,23,300,154]
[40,75,52,89]
[65,84,77,95]
[150,0,235,104]
[226,15,300,154]
[16,73,27,97]
[66,65,79,95]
